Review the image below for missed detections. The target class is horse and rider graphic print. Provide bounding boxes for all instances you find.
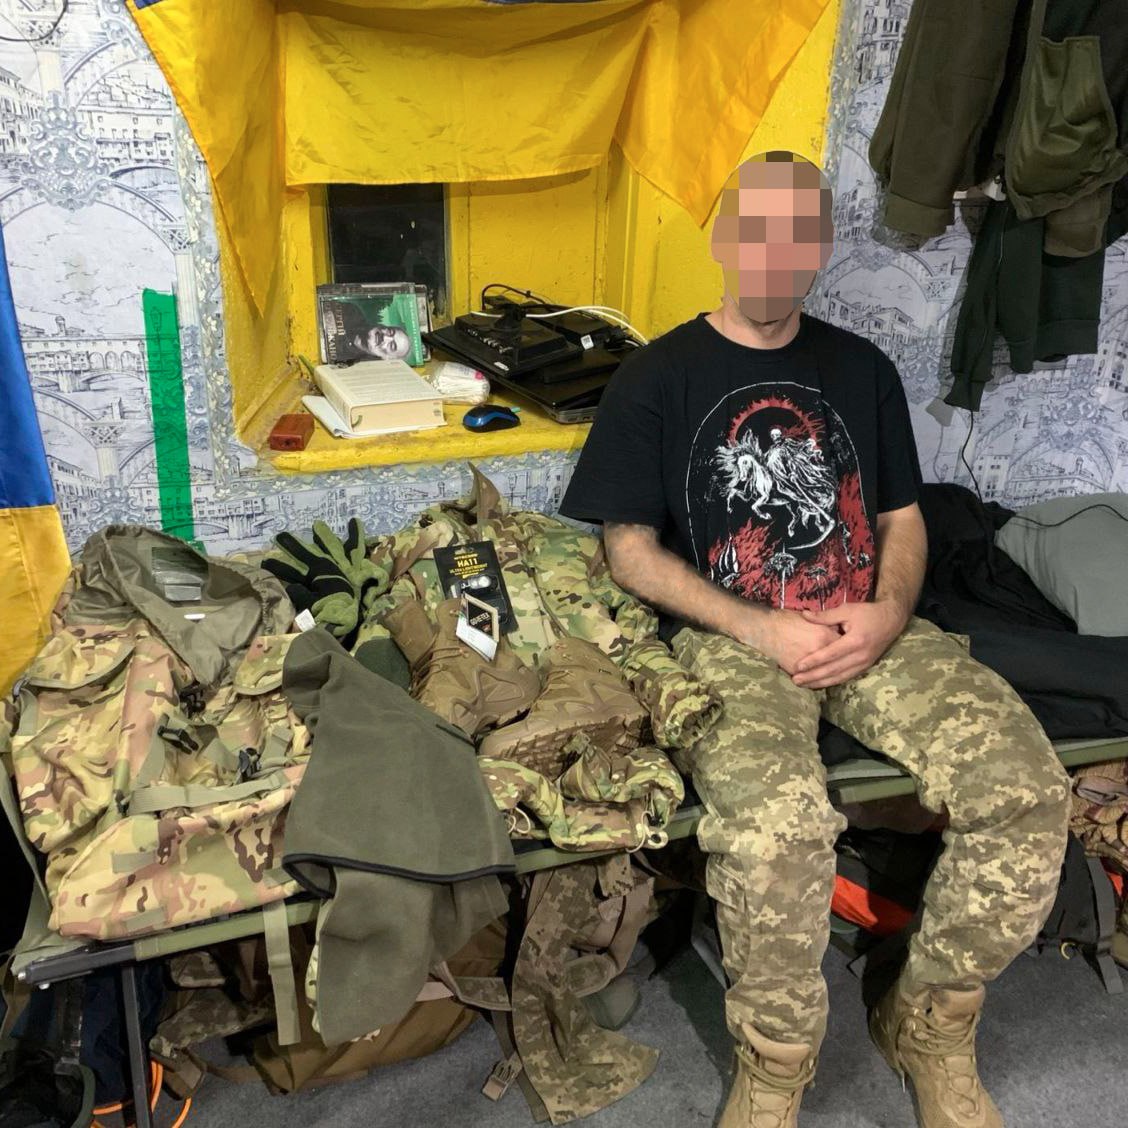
[686,381,875,611]
[558,316,922,616]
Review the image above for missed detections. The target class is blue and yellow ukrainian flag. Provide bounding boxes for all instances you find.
[0,220,70,694]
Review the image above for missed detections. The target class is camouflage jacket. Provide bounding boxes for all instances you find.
[7,525,307,940]
[364,466,721,752]
[480,734,684,853]
[356,468,709,851]
[1071,759,1128,873]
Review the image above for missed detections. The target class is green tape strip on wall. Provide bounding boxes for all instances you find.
[142,290,196,543]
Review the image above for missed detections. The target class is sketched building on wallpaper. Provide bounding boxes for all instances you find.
[0,64,42,154]
[0,0,199,540]
[855,1,910,85]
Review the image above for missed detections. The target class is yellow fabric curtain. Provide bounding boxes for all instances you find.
[130,0,283,316]
[283,1,650,186]
[130,0,830,313]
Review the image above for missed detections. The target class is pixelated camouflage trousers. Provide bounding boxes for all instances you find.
[672,616,1070,1050]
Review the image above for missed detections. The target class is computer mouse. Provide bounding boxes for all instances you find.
[462,403,521,432]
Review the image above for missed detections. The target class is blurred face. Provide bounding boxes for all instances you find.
[355,324,411,359]
[711,156,834,325]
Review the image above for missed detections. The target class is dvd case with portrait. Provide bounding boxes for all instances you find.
[317,282,431,366]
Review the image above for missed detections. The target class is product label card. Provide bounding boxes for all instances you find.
[151,545,207,603]
[433,540,515,632]
[456,593,499,661]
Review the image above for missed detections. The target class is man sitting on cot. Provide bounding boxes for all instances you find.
[560,149,1069,1128]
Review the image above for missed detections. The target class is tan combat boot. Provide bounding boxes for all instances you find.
[477,636,648,777]
[869,981,1002,1128]
[718,1029,815,1128]
[382,599,539,739]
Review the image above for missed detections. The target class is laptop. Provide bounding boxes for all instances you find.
[423,325,625,423]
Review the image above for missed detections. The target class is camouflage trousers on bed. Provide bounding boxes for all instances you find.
[671,616,1071,1049]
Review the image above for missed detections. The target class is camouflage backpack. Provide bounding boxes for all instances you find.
[7,526,308,942]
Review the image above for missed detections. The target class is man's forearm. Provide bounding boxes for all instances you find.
[603,523,770,645]
[874,504,927,619]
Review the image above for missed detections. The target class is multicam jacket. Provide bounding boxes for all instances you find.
[8,526,307,940]
[1071,758,1128,874]
[480,734,684,853]
[355,468,711,852]
[363,466,722,753]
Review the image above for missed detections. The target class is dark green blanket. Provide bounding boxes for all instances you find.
[281,629,513,1045]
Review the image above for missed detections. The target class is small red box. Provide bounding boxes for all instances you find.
[269,413,315,451]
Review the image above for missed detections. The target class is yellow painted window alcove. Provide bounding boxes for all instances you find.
[128,0,841,473]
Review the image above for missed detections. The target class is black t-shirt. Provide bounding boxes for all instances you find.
[560,312,922,620]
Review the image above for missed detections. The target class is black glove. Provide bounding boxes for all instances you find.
[262,519,388,647]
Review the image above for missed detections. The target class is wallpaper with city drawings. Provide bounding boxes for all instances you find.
[2,0,1126,560]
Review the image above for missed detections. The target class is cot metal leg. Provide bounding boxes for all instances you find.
[120,963,154,1128]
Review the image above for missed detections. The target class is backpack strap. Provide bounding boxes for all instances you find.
[562,863,653,999]
[1040,834,1094,945]
[1085,855,1124,995]
[127,770,294,815]
[427,963,511,1012]
[1040,834,1123,994]
[263,902,301,1046]
[170,1047,264,1089]
[484,1010,549,1122]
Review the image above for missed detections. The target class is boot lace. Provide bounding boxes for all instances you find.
[734,1044,816,1128]
[903,1009,983,1107]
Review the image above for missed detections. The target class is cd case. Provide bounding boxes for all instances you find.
[317,282,432,366]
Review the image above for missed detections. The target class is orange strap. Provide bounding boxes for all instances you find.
[91,1062,192,1128]
[1104,865,1124,898]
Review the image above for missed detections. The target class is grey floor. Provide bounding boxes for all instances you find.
[183,943,1128,1128]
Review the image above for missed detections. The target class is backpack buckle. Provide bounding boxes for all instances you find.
[178,681,207,715]
[157,721,201,754]
[237,747,262,781]
[482,1052,523,1101]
